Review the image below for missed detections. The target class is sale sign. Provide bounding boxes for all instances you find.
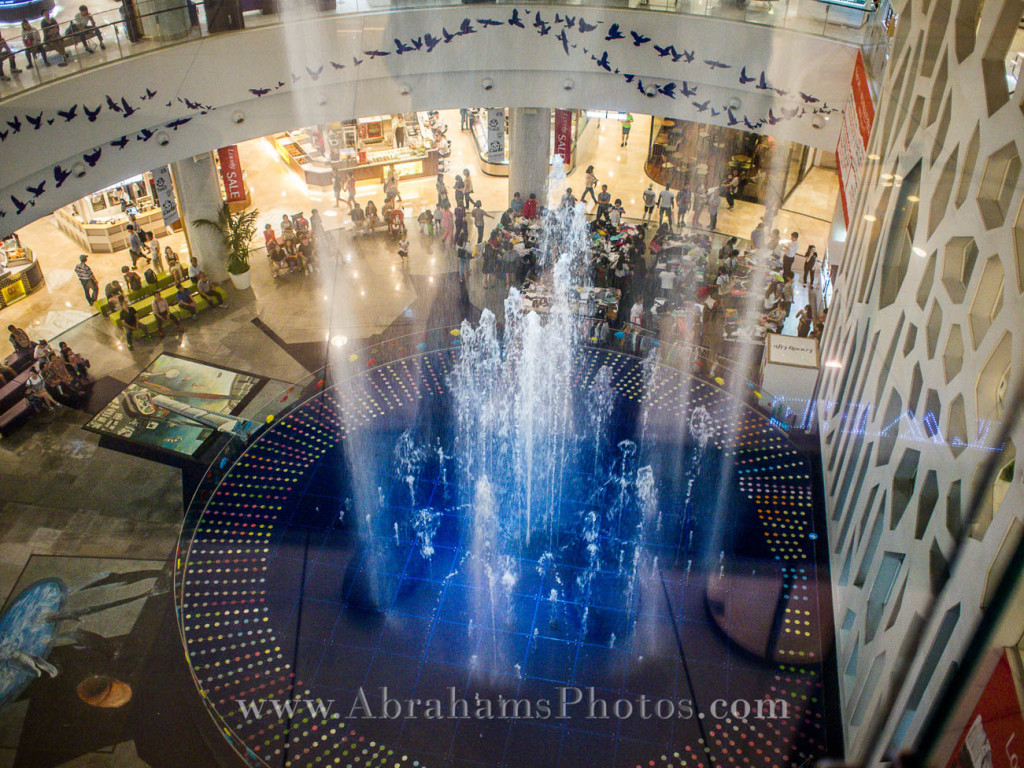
[946,652,1024,768]
[217,145,246,204]
[836,51,876,227]
[554,109,573,165]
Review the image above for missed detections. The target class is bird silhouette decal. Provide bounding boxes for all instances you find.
[83,147,102,166]
[84,104,102,122]
[120,98,138,117]
[657,82,677,98]
[11,196,29,215]
[477,18,502,27]
[799,91,820,103]
[330,60,345,69]
[458,18,475,35]
[106,95,122,113]
[54,165,72,187]
[653,44,683,62]
[365,48,390,57]
[556,28,570,55]
[605,23,624,40]
[630,30,651,46]
[141,88,157,100]
[249,87,271,97]
[166,117,192,130]
[291,72,302,83]
[395,38,415,54]
[578,17,598,33]
[26,113,43,130]
[423,34,440,52]
[692,99,710,112]
[306,65,324,80]
[533,14,550,35]
[704,59,730,69]
[680,81,697,97]
[595,51,611,71]
[680,49,694,63]
[710,107,721,117]
[508,9,525,28]
[725,109,739,126]
[110,135,130,150]
[26,181,45,198]
[756,71,772,90]
[57,105,78,122]
[739,66,756,84]
[136,128,155,142]
[7,116,22,133]
[0,129,7,142]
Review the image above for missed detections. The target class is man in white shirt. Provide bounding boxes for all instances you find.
[188,256,201,280]
[73,5,105,52]
[657,187,675,227]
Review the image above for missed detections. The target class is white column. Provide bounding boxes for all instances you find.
[171,152,229,282]
[508,108,551,209]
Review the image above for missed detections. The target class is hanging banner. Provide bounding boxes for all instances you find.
[946,651,1024,768]
[216,145,246,204]
[485,109,505,164]
[836,50,876,227]
[554,109,573,165]
[151,166,180,227]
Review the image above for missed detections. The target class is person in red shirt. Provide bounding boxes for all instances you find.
[522,193,538,219]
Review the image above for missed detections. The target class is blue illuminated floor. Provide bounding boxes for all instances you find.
[179,348,839,768]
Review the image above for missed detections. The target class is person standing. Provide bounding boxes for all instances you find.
[750,222,766,250]
[783,232,800,278]
[642,184,656,222]
[706,186,721,230]
[454,204,468,245]
[127,225,150,267]
[453,172,466,209]
[462,169,476,207]
[620,113,634,146]
[690,186,706,228]
[471,201,492,244]
[441,204,454,249]
[803,244,819,287]
[460,108,470,130]
[75,254,99,304]
[435,173,449,207]
[724,171,740,209]
[657,186,674,227]
[332,170,343,207]
[796,304,813,337]
[581,166,598,204]
[595,184,612,223]
[456,233,472,282]
[675,186,691,228]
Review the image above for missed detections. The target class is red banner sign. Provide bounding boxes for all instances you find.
[554,109,573,165]
[836,51,875,227]
[217,145,246,204]
[946,652,1024,768]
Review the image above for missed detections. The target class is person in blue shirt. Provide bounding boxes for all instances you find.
[174,282,198,320]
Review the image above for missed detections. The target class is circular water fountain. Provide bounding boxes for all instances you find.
[177,201,836,768]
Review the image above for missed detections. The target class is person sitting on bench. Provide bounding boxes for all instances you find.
[122,266,143,292]
[174,282,198,320]
[25,365,60,410]
[151,293,182,337]
[121,305,141,350]
[195,272,224,307]
[8,325,33,356]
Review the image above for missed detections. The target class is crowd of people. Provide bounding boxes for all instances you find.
[0,6,106,78]
[6,326,91,412]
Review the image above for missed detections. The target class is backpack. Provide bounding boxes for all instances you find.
[144,268,158,285]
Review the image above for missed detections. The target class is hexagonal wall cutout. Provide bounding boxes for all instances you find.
[969,257,1004,348]
[944,325,964,382]
[916,470,939,539]
[946,479,962,539]
[947,394,968,458]
[976,331,1012,422]
[977,142,1022,229]
[890,448,921,530]
[942,236,978,303]
[926,301,943,358]
[1014,195,1024,292]
[970,438,1017,541]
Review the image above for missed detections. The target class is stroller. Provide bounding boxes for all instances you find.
[387,207,407,240]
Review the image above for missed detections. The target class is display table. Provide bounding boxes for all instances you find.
[55,206,164,254]
[0,248,45,309]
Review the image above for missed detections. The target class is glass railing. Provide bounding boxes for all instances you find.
[0,0,879,100]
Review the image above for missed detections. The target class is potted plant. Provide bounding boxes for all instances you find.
[194,203,260,290]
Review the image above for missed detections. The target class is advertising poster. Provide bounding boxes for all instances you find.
[216,145,246,204]
[836,51,876,227]
[151,166,180,227]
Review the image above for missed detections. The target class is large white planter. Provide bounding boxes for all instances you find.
[228,270,251,290]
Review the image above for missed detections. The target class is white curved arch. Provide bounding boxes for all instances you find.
[0,5,859,236]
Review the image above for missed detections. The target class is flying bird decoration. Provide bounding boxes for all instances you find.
[692,99,710,112]
[739,66,756,84]
[26,181,45,198]
[306,65,324,80]
[26,112,43,130]
[630,30,651,46]
[508,9,525,28]
[166,117,192,130]
[54,166,72,187]
[57,105,78,122]
[84,104,102,122]
[84,147,103,165]
[605,23,624,40]
[249,87,271,97]
[578,17,598,32]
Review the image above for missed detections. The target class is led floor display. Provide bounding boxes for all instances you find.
[178,344,839,768]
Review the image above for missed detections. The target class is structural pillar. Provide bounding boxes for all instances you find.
[508,108,552,209]
[171,152,229,283]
